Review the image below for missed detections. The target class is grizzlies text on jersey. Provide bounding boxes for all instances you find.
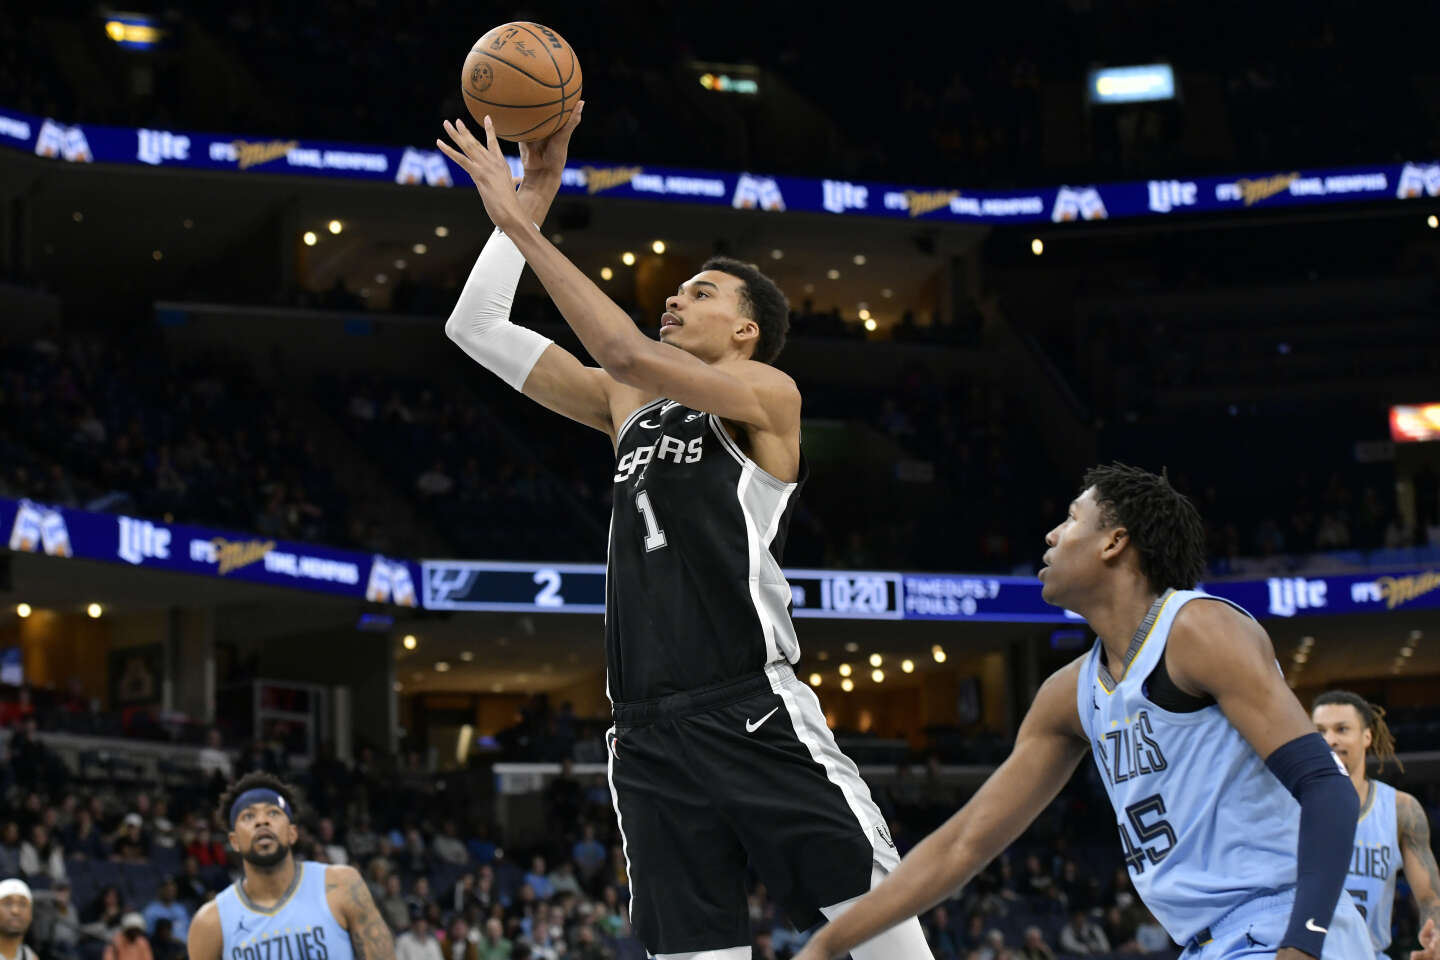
[1348,779,1401,956]
[606,399,807,702]
[217,863,352,960]
[1078,590,1345,946]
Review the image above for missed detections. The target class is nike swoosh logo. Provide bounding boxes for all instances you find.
[745,707,780,733]
[1305,918,1327,934]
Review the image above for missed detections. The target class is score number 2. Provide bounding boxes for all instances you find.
[533,569,563,607]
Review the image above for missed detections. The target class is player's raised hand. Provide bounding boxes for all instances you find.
[518,100,583,184]
[436,117,527,233]
[1413,917,1439,960]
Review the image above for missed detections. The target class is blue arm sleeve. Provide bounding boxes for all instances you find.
[1265,732,1359,957]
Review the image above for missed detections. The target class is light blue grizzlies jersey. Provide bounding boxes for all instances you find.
[1349,780,1400,956]
[217,862,353,960]
[1077,589,1303,946]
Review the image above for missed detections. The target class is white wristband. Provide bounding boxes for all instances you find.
[443,228,553,391]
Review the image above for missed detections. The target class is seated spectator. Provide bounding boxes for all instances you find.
[34,879,81,960]
[545,862,580,898]
[432,821,469,867]
[401,828,430,875]
[405,878,432,921]
[317,818,348,865]
[1058,909,1109,955]
[475,917,511,960]
[149,801,177,851]
[185,829,227,868]
[395,914,443,960]
[977,929,1006,960]
[62,810,105,861]
[570,825,606,890]
[0,823,21,878]
[1134,908,1171,954]
[522,857,553,901]
[142,878,190,941]
[347,815,381,863]
[380,873,409,933]
[1017,925,1054,960]
[177,857,209,910]
[103,913,152,960]
[81,886,124,943]
[150,917,185,960]
[19,824,65,884]
[110,815,149,863]
[924,905,958,959]
[568,922,612,960]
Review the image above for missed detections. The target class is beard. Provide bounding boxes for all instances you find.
[243,839,291,869]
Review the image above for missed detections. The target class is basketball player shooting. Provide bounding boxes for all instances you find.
[435,113,932,959]
[795,465,1373,960]
[1312,691,1440,959]
[187,774,396,960]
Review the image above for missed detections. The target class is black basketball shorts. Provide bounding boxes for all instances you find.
[605,663,900,955]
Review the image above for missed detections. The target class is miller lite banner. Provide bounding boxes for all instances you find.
[2,497,419,607]
[0,103,1434,226]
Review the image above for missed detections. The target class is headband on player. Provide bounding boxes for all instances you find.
[0,879,32,902]
[229,789,292,829]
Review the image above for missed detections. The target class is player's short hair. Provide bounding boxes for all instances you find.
[217,772,305,830]
[1082,463,1206,594]
[1313,689,1403,773]
[701,256,790,365]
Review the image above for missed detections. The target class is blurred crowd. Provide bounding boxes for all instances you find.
[5,682,1440,959]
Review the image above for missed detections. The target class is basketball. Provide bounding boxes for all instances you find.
[461,22,583,142]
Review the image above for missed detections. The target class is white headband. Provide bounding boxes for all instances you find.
[0,879,32,902]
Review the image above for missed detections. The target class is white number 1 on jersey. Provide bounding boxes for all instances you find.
[635,489,667,551]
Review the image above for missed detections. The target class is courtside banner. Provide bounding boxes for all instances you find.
[2,105,1436,224]
[1,497,419,606]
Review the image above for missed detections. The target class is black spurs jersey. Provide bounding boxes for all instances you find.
[605,398,808,702]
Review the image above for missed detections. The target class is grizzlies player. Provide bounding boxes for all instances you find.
[187,775,395,960]
[1313,691,1440,958]
[436,112,930,959]
[795,464,1371,960]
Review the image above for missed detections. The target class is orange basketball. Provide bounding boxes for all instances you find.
[461,22,582,142]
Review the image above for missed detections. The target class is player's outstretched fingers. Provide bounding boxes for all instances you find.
[481,116,507,160]
[450,119,485,159]
[434,137,472,174]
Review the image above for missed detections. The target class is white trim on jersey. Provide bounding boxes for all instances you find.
[604,725,637,926]
[615,398,666,445]
[714,415,801,665]
[765,663,900,873]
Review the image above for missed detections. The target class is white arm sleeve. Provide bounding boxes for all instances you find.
[443,227,553,391]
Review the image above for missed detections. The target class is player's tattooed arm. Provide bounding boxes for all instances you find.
[1399,791,1440,931]
[327,866,396,960]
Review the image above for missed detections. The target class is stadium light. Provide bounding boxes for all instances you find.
[871,669,885,683]
[459,651,475,662]
[858,308,872,321]
[151,250,163,261]
[1088,64,1176,105]
[651,240,666,254]
[434,661,450,672]
[1031,238,1044,256]
[808,673,822,687]
[853,254,866,266]
[302,231,317,246]
[87,603,103,619]
[600,267,614,281]
[864,318,878,332]
[328,220,343,235]
[412,243,427,255]
[840,678,854,692]
[932,644,947,663]
[402,634,417,650]
[901,659,914,673]
[881,288,893,298]
[838,663,853,677]
[621,252,636,266]
[868,653,882,667]
[770,249,784,260]
[826,268,841,280]
[16,604,31,619]
[1429,215,1438,229]
[434,225,449,237]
